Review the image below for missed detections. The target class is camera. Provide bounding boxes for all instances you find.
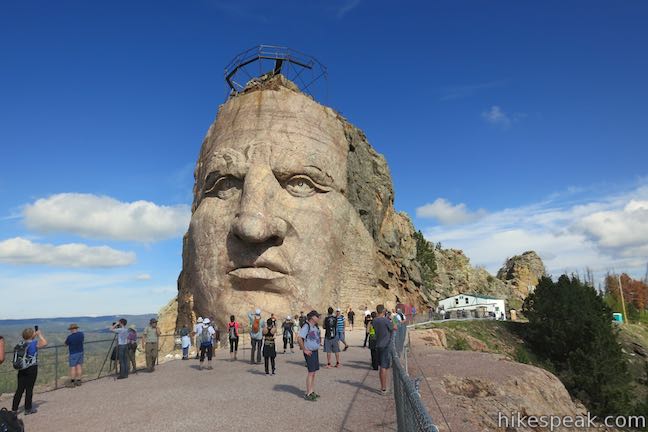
[34,325,39,332]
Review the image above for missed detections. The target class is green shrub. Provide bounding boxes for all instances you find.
[452,337,469,351]
[514,346,530,364]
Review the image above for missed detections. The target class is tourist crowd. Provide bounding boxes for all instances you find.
[4,304,405,418]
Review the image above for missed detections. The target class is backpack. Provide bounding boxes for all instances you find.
[12,341,36,370]
[325,316,337,340]
[228,323,237,339]
[199,326,212,346]
[252,317,260,334]
[0,407,24,432]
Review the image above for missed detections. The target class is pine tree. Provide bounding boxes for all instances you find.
[523,275,632,416]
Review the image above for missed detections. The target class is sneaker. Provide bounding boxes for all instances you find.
[304,393,317,401]
[25,408,38,415]
[313,392,321,399]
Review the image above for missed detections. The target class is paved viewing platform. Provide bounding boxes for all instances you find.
[1,330,397,431]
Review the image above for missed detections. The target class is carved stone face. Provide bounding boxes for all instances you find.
[187,87,375,323]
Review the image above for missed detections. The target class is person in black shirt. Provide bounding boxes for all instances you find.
[262,318,277,375]
[347,308,355,331]
[363,312,373,348]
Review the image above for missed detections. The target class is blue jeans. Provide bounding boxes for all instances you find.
[118,345,129,378]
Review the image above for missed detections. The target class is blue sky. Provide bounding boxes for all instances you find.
[1,1,647,318]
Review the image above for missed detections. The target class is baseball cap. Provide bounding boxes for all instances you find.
[150,318,158,323]
[336,308,341,312]
[255,308,261,315]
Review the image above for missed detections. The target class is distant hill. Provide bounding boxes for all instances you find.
[0,314,156,347]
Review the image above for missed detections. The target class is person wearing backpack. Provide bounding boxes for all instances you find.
[262,318,277,375]
[227,315,240,360]
[298,310,321,401]
[198,318,216,370]
[323,307,340,368]
[247,309,265,364]
[282,315,295,354]
[12,327,47,415]
[367,312,378,370]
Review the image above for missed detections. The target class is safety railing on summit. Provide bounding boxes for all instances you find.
[391,324,439,432]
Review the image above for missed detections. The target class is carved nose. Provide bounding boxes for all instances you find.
[233,212,286,245]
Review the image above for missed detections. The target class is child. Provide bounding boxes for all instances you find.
[262,318,277,375]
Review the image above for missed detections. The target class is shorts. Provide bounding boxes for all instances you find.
[338,332,345,343]
[376,347,392,369]
[323,337,340,353]
[304,350,320,373]
[69,352,84,367]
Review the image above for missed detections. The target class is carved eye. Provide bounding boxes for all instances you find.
[285,176,317,198]
[204,175,242,200]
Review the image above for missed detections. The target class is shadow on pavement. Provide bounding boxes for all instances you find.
[272,384,304,398]
[335,379,379,394]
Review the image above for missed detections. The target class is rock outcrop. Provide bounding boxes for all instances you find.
[497,251,547,301]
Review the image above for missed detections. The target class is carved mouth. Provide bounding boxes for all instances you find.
[228,267,286,280]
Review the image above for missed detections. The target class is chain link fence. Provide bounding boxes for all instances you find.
[392,324,439,432]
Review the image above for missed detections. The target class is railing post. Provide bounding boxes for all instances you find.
[54,345,59,389]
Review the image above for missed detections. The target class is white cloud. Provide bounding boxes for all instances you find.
[416,198,487,225]
[135,273,152,281]
[23,193,190,242]
[481,105,512,128]
[420,183,648,280]
[0,237,135,268]
[338,0,361,18]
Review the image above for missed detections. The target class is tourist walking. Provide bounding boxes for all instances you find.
[248,309,265,364]
[180,325,191,360]
[193,317,203,359]
[363,311,373,348]
[127,324,138,373]
[347,307,355,331]
[373,305,395,395]
[65,323,84,386]
[336,308,349,351]
[298,310,321,401]
[262,318,277,375]
[282,315,295,353]
[227,315,240,360]
[323,307,340,368]
[12,327,47,415]
[198,318,216,370]
[111,319,129,379]
[142,318,160,372]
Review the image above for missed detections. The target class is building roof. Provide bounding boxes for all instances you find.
[440,293,504,301]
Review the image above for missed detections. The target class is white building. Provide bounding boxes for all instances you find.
[437,293,507,320]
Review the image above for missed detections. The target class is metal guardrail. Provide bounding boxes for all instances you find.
[0,334,183,396]
[392,324,439,432]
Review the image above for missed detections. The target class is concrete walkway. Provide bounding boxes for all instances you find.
[1,329,397,432]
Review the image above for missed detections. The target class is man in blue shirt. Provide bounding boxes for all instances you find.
[65,323,84,387]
